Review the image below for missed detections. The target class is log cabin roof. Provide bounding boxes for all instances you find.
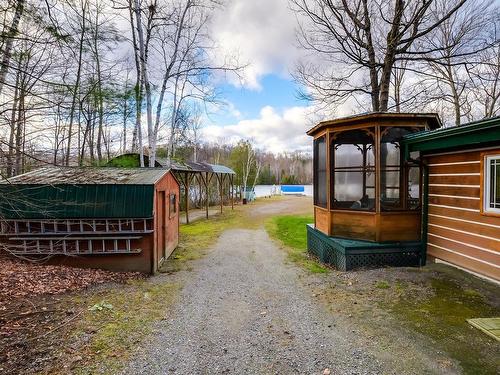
[402,115,500,155]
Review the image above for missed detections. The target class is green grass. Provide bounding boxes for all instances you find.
[72,279,180,374]
[387,277,500,374]
[265,215,327,273]
[162,209,245,272]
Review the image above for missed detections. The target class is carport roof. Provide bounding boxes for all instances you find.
[160,159,235,174]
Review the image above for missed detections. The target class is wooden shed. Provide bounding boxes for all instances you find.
[306,112,441,270]
[403,116,500,282]
[0,167,180,273]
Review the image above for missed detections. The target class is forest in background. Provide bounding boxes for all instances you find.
[0,0,499,185]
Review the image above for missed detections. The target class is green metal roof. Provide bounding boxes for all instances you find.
[0,167,172,219]
[402,116,500,155]
[5,167,171,185]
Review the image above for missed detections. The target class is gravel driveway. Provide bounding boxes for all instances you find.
[123,227,384,374]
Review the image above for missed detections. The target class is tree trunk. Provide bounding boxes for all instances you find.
[65,1,87,166]
[0,0,25,96]
[6,67,20,177]
[129,0,145,167]
[95,58,104,162]
[14,88,25,175]
[133,0,153,167]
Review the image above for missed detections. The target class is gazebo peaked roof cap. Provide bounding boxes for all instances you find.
[306,112,442,136]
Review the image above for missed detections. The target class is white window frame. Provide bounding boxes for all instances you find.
[484,154,500,214]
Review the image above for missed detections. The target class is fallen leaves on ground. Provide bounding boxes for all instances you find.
[0,256,143,374]
[0,257,142,308]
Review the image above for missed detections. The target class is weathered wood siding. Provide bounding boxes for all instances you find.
[154,172,180,271]
[426,150,500,281]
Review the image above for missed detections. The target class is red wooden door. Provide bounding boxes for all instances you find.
[158,191,167,260]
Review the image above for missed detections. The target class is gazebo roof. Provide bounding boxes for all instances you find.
[306,112,442,137]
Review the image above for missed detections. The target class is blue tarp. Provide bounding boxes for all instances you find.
[281,185,305,193]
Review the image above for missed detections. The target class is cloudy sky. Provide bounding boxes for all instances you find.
[200,0,325,153]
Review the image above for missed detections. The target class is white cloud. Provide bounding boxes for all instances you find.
[202,98,364,153]
[202,105,323,153]
[211,0,301,89]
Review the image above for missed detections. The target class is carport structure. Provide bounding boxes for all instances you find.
[107,154,237,224]
[156,159,236,224]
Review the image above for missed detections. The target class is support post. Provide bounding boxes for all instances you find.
[185,172,190,224]
[230,174,234,209]
[218,174,224,213]
[205,172,209,219]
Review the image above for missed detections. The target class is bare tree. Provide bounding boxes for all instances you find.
[290,0,489,112]
[0,0,25,96]
[470,45,500,119]
[417,0,497,125]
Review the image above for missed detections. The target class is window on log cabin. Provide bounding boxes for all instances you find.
[485,155,500,213]
[313,135,327,208]
[331,128,375,211]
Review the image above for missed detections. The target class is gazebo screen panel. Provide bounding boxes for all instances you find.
[313,135,327,208]
[380,127,422,211]
[331,128,375,211]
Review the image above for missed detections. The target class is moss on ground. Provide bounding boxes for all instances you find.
[385,275,500,374]
[71,279,180,374]
[265,215,327,273]
[375,280,390,289]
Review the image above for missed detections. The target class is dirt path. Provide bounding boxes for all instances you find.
[123,226,383,374]
[123,197,496,374]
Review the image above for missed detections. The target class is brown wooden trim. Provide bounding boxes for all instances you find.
[480,150,500,218]
[314,205,329,212]
[429,175,480,185]
[429,164,480,174]
[428,245,500,281]
[428,227,499,256]
[429,205,500,226]
[428,214,500,239]
[330,209,376,215]
[375,125,381,214]
[312,129,328,140]
[326,129,331,212]
[429,185,480,198]
[379,211,420,216]
[429,195,480,210]
[427,239,498,266]
[426,151,480,164]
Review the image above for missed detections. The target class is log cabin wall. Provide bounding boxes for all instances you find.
[425,149,500,281]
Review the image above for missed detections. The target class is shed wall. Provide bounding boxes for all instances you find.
[42,234,155,273]
[425,149,500,281]
[153,172,180,271]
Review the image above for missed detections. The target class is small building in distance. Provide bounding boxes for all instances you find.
[403,116,500,282]
[0,167,180,273]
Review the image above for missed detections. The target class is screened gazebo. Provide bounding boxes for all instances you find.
[306,112,441,270]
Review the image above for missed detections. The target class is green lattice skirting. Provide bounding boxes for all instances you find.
[306,224,423,271]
